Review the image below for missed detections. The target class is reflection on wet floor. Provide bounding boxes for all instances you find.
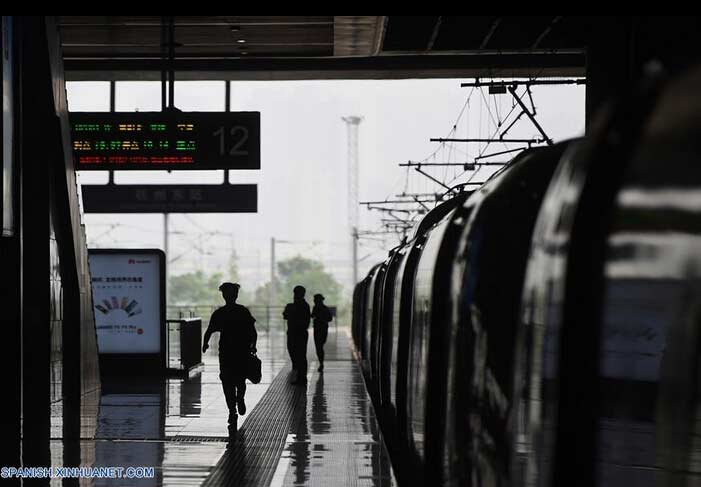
[271,363,395,487]
[204,330,395,487]
[48,329,395,486]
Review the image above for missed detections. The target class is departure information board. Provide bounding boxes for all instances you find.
[71,111,260,171]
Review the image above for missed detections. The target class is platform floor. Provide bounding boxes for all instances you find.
[49,328,395,486]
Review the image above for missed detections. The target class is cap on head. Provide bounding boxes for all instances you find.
[219,282,240,293]
[313,293,324,301]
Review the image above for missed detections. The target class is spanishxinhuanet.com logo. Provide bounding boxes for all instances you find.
[1,466,155,479]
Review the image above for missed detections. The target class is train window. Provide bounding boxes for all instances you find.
[2,16,14,237]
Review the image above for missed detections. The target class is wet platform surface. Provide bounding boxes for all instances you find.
[49,328,396,486]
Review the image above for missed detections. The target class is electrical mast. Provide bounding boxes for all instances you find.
[342,116,363,289]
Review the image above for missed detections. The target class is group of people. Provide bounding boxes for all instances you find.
[283,285,333,385]
[201,282,333,437]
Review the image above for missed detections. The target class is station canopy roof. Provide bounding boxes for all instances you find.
[60,16,589,80]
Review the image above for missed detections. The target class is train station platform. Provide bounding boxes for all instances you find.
[50,328,396,486]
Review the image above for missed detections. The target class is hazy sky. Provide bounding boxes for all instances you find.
[66,78,585,297]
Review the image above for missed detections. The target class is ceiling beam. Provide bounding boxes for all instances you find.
[426,16,443,51]
[480,18,502,49]
[333,16,385,56]
[532,16,563,49]
[373,16,387,55]
[64,51,585,81]
[60,21,335,27]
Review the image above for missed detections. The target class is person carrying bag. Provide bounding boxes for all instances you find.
[247,349,262,384]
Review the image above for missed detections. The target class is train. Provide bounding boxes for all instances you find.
[352,66,701,487]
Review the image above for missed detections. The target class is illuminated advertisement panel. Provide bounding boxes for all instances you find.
[88,250,165,355]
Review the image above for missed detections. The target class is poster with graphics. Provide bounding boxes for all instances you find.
[88,250,164,354]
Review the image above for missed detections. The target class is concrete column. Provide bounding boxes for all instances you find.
[19,16,52,474]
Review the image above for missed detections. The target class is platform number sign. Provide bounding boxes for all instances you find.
[213,125,250,157]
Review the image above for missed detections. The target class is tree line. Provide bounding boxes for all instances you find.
[168,255,343,313]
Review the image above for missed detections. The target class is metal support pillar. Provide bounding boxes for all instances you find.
[342,116,362,288]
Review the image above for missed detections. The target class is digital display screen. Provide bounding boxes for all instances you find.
[71,111,260,171]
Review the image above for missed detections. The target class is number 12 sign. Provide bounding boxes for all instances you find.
[71,111,260,171]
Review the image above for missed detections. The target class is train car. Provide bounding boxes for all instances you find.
[508,75,662,487]
[351,280,365,354]
[405,193,470,484]
[353,271,373,365]
[397,145,566,487]
[438,144,569,487]
[360,263,383,376]
[370,248,400,405]
[355,195,468,465]
[354,67,701,487]
[594,71,701,485]
[510,67,701,487]
[377,245,406,413]
[369,256,390,398]
[383,238,415,460]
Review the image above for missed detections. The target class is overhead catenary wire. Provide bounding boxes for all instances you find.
[365,74,566,247]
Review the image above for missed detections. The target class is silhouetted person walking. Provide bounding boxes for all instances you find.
[283,285,311,385]
[203,282,257,438]
[311,294,333,372]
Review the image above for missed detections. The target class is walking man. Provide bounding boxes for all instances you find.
[311,294,333,372]
[283,285,311,385]
[203,282,257,438]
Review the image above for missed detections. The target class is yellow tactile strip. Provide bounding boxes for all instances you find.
[201,365,305,487]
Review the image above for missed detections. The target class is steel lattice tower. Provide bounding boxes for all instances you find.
[342,116,363,288]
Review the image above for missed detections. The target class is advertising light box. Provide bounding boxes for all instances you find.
[88,250,165,355]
